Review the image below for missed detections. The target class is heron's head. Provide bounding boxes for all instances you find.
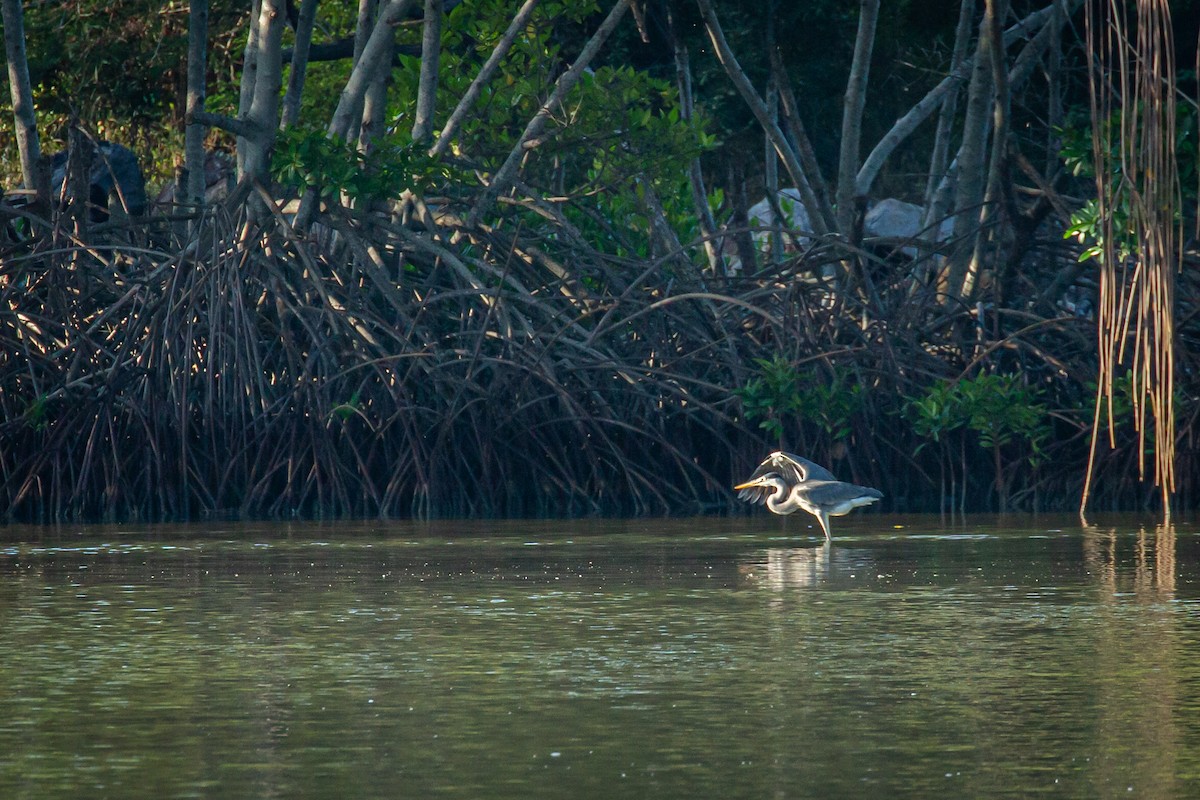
[734,472,788,493]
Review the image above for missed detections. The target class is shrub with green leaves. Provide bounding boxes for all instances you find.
[271,128,454,202]
[906,372,1051,469]
[735,355,864,451]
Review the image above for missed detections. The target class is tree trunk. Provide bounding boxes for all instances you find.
[411,0,443,143]
[185,0,209,205]
[359,4,396,154]
[346,0,378,145]
[236,0,262,175]
[280,0,320,129]
[293,0,416,229]
[760,1,791,264]
[943,2,996,304]
[2,0,40,192]
[727,159,759,273]
[354,0,376,62]
[856,3,1063,200]
[638,176,687,267]
[1043,2,1065,176]
[836,0,879,237]
[961,0,1012,303]
[64,125,92,238]
[240,0,287,181]
[328,0,416,142]
[924,0,976,216]
[764,74,782,264]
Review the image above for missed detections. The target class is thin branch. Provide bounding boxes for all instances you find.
[430,0,541,158]
[695,0,829,237]
[282,37,421,64]
[856,3,1067,197]
[467,0,631,227]
[189,110,261,141]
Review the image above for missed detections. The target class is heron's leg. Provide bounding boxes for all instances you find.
[817,512,831,541]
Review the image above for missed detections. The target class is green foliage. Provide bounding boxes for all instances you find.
[558,66,713,259]
[22,394,49,432]
[963,375,1049,461]
[1059,101,1198,264]
[397,0,603,160]
[20,1,190,120]
[803,372,864,442]
[906,382,956,449]
[385,0,713,258]
[735,355,800,439]
[735,356,863,443]
[906,373,1051,467]
[331,391,362,423]
[1062,198,1130,263]
[1059,113,1132,263]
[271,128,454,202]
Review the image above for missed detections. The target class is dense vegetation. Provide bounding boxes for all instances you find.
[0,0,1196,521]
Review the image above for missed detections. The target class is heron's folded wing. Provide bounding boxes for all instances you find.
[799,480,883,512]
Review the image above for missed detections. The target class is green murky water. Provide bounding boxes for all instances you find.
[2,516,1199,799]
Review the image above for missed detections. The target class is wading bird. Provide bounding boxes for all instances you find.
[735,451,882,541]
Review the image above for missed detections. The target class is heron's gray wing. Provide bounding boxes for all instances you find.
[736,483,774,507]
[798,480,883,514]
[771,452,837,482]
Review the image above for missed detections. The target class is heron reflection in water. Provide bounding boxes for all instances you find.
[739,546,831,590]
[735,451,882,540]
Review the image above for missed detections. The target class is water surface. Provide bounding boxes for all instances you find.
[2,516,1198,799]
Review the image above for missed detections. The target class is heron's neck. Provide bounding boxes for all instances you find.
[764,479,794,514]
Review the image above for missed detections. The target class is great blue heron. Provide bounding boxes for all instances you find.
[735,451,883,540]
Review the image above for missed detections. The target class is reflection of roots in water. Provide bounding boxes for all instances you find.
[1082,524,1176,601]
[1081,524,1180,796]
[739,545,831,590]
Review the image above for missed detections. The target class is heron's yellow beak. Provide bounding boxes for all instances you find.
[733,479,759,490]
